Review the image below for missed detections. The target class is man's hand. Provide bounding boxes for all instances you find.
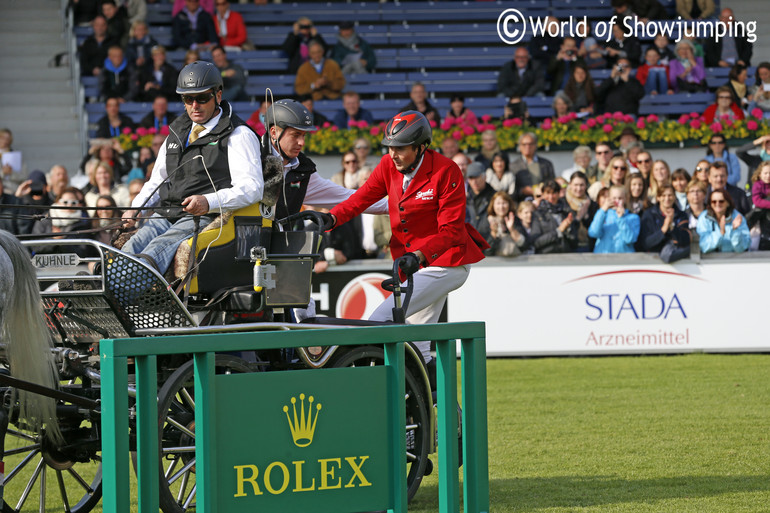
[398,252,421,276]
[122,209,138,228]
[318,212,336,231]
[182,195,210,215]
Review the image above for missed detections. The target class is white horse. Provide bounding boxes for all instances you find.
[0,230,61,442]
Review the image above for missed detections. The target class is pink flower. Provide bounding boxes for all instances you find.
[429,120,437,128]
[752,108,764,119]
[347,119,356,127]
[689,119,701,130]
[542,118,553,130]
[462,125,475,136]
[646,114,659,123]
[612,111,625,120]
[330,125,338,132]
[481,114,492,123]
[636,119,646,129]
[586,118,597,128]
[690,112,700,119]
[358,120,370,129]
[579,123,589,132]
[511,117,523,126]
[502,118,516,128]
[440,120,452,131]
[136,127,147,137]
[122,127,132,135]
[160,125,170,136]
[452,130,463,140]
[370,126,380,136]
[602,124,613,133]
[678,114,690,124]
[709,122,723,132]
[747,120,758,130]
[557,115,570,124]
[322,122,331,128]
[148,127,157,135]
[130,134,138,141]
[623,115,634,123]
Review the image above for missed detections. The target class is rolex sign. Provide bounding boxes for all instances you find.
[214,366,392,512]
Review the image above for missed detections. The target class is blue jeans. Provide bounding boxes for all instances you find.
[644,68,668,95]
[122,213,216,273]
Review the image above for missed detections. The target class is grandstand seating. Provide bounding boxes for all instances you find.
[81,0,735,137]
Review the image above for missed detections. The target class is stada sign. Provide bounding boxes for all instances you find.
[213,366,392,512]
[448,255,770,356]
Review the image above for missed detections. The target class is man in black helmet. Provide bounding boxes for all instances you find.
[263,98,386,222]
[121,60,263,273]
[328,111,487,362]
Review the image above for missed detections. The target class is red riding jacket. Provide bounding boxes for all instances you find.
[330,149,486,267]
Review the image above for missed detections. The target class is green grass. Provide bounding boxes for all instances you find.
[408,354,770,513]
[10,354,769,511]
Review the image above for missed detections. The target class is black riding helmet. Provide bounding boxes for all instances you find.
[382,111,432,174]
[176,61,223,95]
[265,99,317,159]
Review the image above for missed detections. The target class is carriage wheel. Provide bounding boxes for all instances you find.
[154,355,252,513]
[1,421,102,513]
[330,345,431,502]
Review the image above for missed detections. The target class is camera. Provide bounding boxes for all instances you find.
[616,64,625,73]
[29,182,44,196]
[565,49,575,57]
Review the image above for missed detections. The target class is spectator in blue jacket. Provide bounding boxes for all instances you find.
[589,185,640,253]
[704,133,742,187]
[696,188,750,253]
[332,91,374,128]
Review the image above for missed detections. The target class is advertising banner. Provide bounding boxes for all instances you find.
[312,255,770,356]
[214,367,391,512]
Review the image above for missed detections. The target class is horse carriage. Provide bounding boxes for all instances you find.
[0,204,444,512]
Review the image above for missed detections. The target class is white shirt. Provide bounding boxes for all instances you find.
[271,144,388,214]
[132,106,264,213]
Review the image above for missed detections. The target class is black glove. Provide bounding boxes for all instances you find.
[318,212,336,231]
[398,252,421,276]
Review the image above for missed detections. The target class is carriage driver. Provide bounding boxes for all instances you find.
[121,61,263,274]
[327,111,487,363]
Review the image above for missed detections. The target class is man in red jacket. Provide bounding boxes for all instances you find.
[328,111,486,362]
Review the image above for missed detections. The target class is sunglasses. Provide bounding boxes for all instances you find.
[710,140,725,144]
[59,200,80,206]
[354,145,369,150]
[717,96,732,100]
[299,24,313,29]
[695,166,705,172]
[344,159,357,164]
[613,166,627,170]
[636,158,651,164]
[711,199,726,204]
[596,150,610,154]
[181,91,215,105]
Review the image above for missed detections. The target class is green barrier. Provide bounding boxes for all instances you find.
[100,322,488,513]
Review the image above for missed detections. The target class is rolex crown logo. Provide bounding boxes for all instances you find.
[283,393,322,447]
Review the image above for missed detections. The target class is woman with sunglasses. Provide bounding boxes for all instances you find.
[696,188,750,253]
[703,86,746,124]
[331,151,360,190]
[588,156,627,201]
[704,133,742,187]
